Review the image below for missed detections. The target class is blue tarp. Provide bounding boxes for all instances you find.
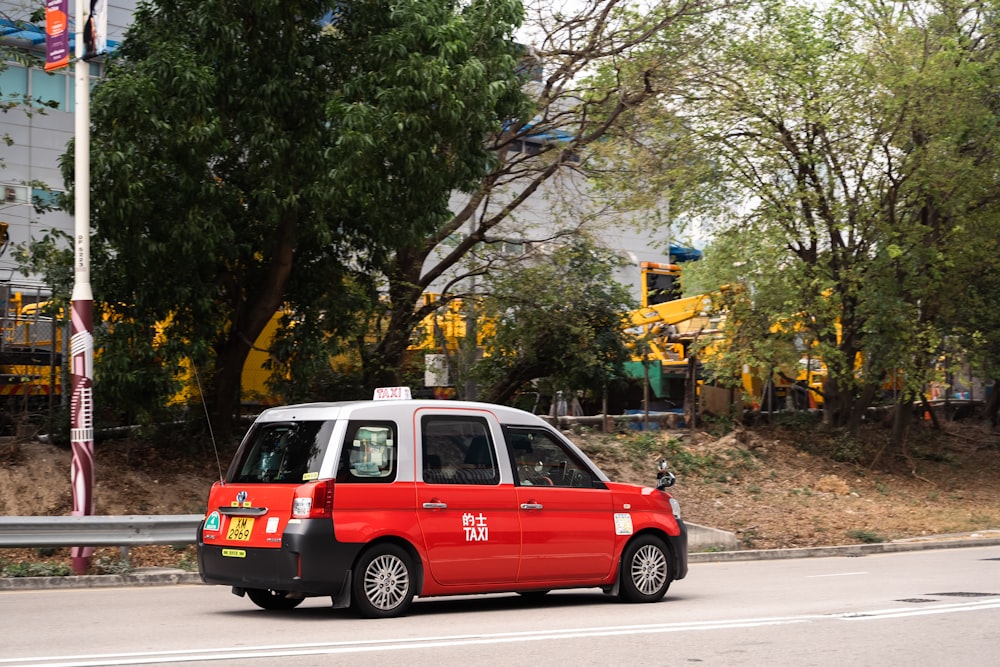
[624,409,685,430]
[0,18,119,51]
[669,244,703,263]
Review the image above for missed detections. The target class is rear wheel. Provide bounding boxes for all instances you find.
[352,543,416,618]
[619,535,672,603]
[246,588,304,611]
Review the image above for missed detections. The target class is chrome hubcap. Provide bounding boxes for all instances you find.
[364,554,410,610]
[631,544,667,595]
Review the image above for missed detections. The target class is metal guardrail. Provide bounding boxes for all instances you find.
[0,515,203,549]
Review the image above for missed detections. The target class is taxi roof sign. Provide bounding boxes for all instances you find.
[373,386,412,400]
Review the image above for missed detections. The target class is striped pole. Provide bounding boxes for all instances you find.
[70,0,95,575]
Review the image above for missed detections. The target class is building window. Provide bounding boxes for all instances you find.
[32,187,62,209]
[497,239,524,256]
[30,68,65,109]
[0,62,27,104]
[1,61,101,112]
[510,139,544,155]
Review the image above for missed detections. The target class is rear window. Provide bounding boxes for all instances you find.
[229,420,335,484]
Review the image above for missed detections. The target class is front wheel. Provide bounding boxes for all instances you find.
[352,543,416,618]
[246,588,304,611]
[619,535,672,603]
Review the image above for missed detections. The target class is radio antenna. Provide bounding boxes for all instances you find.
[191,361,225,483]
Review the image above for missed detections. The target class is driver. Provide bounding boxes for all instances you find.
[512,436,552,486]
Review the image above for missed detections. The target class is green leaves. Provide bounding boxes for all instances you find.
[61,0,526,435]
[615,0,1000,424]
[474,239,635,403]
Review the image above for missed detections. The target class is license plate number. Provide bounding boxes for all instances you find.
[226,517,255,541]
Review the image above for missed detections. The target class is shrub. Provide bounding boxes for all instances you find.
[846,529,887,544]
[2,561,71,577]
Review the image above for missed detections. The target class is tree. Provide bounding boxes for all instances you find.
[60,0,527,441]
[630,0,1000,447]
[850,0,1000,449]
[471,238,635,406]
[349,0,736,396]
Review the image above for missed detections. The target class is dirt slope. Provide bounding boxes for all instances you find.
[583,422,1000,550]
[1,419,998,572]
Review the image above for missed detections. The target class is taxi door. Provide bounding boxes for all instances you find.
[414,411,521,586]
[507,426,615,582]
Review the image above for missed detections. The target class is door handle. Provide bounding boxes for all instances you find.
[520,503,543,510]
[422,501,448,509]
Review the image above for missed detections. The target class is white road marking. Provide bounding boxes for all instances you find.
[830,598,1000,620]
[6,600,1000,666]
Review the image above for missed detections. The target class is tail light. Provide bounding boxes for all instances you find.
[292,480,334,519]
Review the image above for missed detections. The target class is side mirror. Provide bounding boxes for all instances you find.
[656,458,676,489]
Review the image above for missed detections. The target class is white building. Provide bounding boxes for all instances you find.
[0,1,134,282]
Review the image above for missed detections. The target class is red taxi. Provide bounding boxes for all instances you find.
[196,393,687,618]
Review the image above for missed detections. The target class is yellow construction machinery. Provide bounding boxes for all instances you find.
[625,262,828,415]
[0,285,63,425]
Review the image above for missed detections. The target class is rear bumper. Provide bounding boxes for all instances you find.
[197,519,363,595]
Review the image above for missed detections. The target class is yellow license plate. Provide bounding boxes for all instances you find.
[226,516,255,541]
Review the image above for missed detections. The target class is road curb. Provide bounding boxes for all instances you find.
[690,532,1000,563]
[3,533,999,590]
[0,567,203,591]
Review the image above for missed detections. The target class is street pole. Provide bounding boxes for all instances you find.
[70,0,95,575]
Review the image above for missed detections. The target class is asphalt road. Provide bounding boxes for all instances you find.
[2,543,999,666]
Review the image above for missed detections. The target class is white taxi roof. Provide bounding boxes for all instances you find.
[253,399,552,428]
[249,399,610,484]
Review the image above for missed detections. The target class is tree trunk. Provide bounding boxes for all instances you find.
[480,359,547,405]
[986,379,1000,427]
[362,268,425,393]
[822,377,852,428]
[847,382,879,437]
[209,214,297,443]
[684,351,698,430]
[210,340,249,445]
[889,397,914,467]
[363,318,416,393]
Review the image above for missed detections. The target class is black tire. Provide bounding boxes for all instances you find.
[619,535,672,603]
[352,543,416,619]
[246,588,304,611]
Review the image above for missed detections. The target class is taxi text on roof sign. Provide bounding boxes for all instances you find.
[373,386,412,400]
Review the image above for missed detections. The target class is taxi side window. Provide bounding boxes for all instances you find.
[336,421,397,484]
[505,426,598,488]
[421,416,499,485]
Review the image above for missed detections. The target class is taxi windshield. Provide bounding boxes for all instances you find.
[229,420,334,484]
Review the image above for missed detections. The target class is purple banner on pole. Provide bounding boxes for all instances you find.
[45,0,69,72]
